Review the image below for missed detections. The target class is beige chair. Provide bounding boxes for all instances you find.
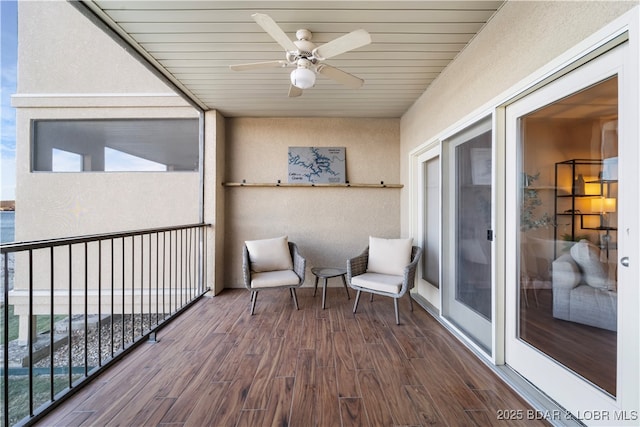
[347,237,422,324]
[242,236,306,315]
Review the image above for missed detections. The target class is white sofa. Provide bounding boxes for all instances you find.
[551,240,617,331]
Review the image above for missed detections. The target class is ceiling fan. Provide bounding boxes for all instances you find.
[229,13,371,97]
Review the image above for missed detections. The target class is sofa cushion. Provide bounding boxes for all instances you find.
[569,283,617,331]
[569,239,610,290]
[367,236,412,276]
[351,272,403,294]
[245,236,293,273]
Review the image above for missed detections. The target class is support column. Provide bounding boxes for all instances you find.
[203,110,226,295]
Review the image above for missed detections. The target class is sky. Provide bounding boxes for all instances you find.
[1,0,17,201]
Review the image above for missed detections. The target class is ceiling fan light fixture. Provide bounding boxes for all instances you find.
[290,67,316,89]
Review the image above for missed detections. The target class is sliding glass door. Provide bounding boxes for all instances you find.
[505,42,639,419]
[442,117,493,353]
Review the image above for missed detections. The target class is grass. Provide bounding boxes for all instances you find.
[0,305,75,426]
[0,305,66,344]
[2,374,75,426]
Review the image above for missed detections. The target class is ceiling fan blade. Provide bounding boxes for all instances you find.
[312,29,371,60]
[229,60,288,71]
[317,64,364,89]
[288,85,303,97]
[252,13,298,52]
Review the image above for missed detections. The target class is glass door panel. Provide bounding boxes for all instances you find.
[422,156,440,287]
[518,78,618,395]
[442,117,493,353]
[505,42,639,418]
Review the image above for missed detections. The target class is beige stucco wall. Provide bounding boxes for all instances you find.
[14,0,201,240]
[17,1,172,94]
[204,110,226,295]
[13,103,200,241]
[223,117,401,288]
[400,0,637,308]
[11,1,203,341]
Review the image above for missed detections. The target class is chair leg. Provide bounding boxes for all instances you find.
[409,292,414,312]
[394,298,400,325]
[313,276,319,297]
[353,289,362,313]
[341,275,350,299]
[250,291,258,315]
[370,293,374,302]
[322,278,328,309]
[291,288,299,310]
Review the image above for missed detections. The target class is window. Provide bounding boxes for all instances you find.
[104,147,165,171]
[52,148,82,172]
[32,118,199,172]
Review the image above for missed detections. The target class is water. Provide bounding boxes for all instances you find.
[1,211,16,297]
[1,211,15,244]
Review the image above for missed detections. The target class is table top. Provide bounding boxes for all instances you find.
[311,267,347,278]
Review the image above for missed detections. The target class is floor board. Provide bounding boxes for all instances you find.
[35,287,550,427]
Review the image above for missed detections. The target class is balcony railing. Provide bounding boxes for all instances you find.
[0,224,210,427]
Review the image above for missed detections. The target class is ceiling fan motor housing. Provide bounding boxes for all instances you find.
[292,32,316,61]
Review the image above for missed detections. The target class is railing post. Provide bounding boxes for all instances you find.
[3,252,9,427]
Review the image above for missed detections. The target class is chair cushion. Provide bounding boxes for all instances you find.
[367,236,412,276]
[569,239,611,290]
[251,270,300,289]
[351,272,403,294]
[245,236,293,273]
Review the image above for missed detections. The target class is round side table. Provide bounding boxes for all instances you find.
[311,267,350,309]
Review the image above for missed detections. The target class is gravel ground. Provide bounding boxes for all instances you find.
[32,314,164,369]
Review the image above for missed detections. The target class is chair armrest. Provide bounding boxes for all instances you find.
[347,247,369,282]
[289,242,306,283]
[242,244,252,290]
[400,246,423,294]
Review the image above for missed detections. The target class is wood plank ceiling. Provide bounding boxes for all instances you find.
[82,1,505,118]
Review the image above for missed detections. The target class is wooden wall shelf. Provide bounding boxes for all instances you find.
[222,182,402,188]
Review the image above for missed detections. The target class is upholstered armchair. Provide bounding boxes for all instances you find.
[347,237,422,324]
[242,236,306,315]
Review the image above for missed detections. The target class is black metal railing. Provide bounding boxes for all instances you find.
[0,224,210,427]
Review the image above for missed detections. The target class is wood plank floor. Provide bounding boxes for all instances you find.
[35,287,549,427]
[520,289,616,395]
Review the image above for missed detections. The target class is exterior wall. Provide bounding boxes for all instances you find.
[223,117,401,288]
[13,103,200,241]
[11,1,201,341]
[14,0,201,240]
[17,1,172,95]
[400,0,636,309]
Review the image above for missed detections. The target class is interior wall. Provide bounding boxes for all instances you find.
[223,117,401,288]
[400,0,636,308]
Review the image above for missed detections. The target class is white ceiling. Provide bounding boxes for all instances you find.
[79,1,505,118]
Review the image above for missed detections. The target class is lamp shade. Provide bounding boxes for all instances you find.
[591,197,616,213]
[290,68,316,89]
